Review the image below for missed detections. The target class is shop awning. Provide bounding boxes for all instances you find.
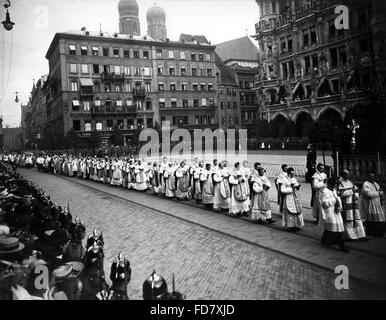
[80,78,94,87]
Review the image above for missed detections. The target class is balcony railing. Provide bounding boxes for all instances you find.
[91,106,136,114]
[133,88,146,99]
[292,99,312,107]
[101,72,125,82]
[268,103,286,111]
[346,90,370,100]
[255,79,280,87]
[317,94,341,104]
[80,88,93,96]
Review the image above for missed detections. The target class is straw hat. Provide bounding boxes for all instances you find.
[0,237,25,254]
[52,264,73,280]
[66,261,84,277]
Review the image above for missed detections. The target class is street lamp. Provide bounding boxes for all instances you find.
[347,119,360,153]
[2,1,14,31]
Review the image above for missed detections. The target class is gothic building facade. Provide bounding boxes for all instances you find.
[252,0,386,137]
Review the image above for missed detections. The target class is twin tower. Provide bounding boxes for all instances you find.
[118,0,167,41]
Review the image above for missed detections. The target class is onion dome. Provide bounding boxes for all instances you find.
[146,4,166,22]
[118,0,139,14]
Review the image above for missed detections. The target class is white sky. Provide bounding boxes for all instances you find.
[0,0,260,127]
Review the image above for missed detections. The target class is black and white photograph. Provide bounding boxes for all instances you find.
[0,0,385,309]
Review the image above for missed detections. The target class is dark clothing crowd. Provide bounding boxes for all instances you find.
[0,161,183,300]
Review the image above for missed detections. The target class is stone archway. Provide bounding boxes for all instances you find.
[294,111,314,137]
[270,113,293,137]
[317,106,344,123]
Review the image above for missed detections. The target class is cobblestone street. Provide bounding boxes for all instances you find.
[18,168,386,300]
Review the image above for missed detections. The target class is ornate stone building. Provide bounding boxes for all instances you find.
[215,36,260,130]
[252,0,386,137]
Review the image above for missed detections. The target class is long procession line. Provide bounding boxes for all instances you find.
[31,168,386,259]
[23,168,386,291]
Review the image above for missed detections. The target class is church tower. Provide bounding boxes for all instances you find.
[146,4,167,41]
[118,0,140,35]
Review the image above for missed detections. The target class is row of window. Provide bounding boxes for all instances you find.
[68,63,214,78]
[221,117,239,126]
[220,102,238,110]
[69,79,215,93]
[170,115,216,126]
[158,82,214,92]
[238,80,254,90]
[271,21,345,56]
[280,45,347,79]
[157,65,213,77]
[70,97,215,110]
[159,97,215,108]
[69,63,152,76]
[70,79,151,93]
[72,118,153,131]
[68,45,212,61]
[241,111,258,121]
[71,98,152,111]
[219,87,237,95]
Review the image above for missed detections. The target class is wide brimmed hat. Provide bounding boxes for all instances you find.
[66,261,84,277]
[52,264,73,280]
[0,237,25,254]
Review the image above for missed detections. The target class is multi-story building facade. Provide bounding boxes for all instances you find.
[215,53,240,130]
[215,37,260,130]
[42,1,218,146]
[29,76,48,146]
[20,102,30,147]
[252,0,385,137]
